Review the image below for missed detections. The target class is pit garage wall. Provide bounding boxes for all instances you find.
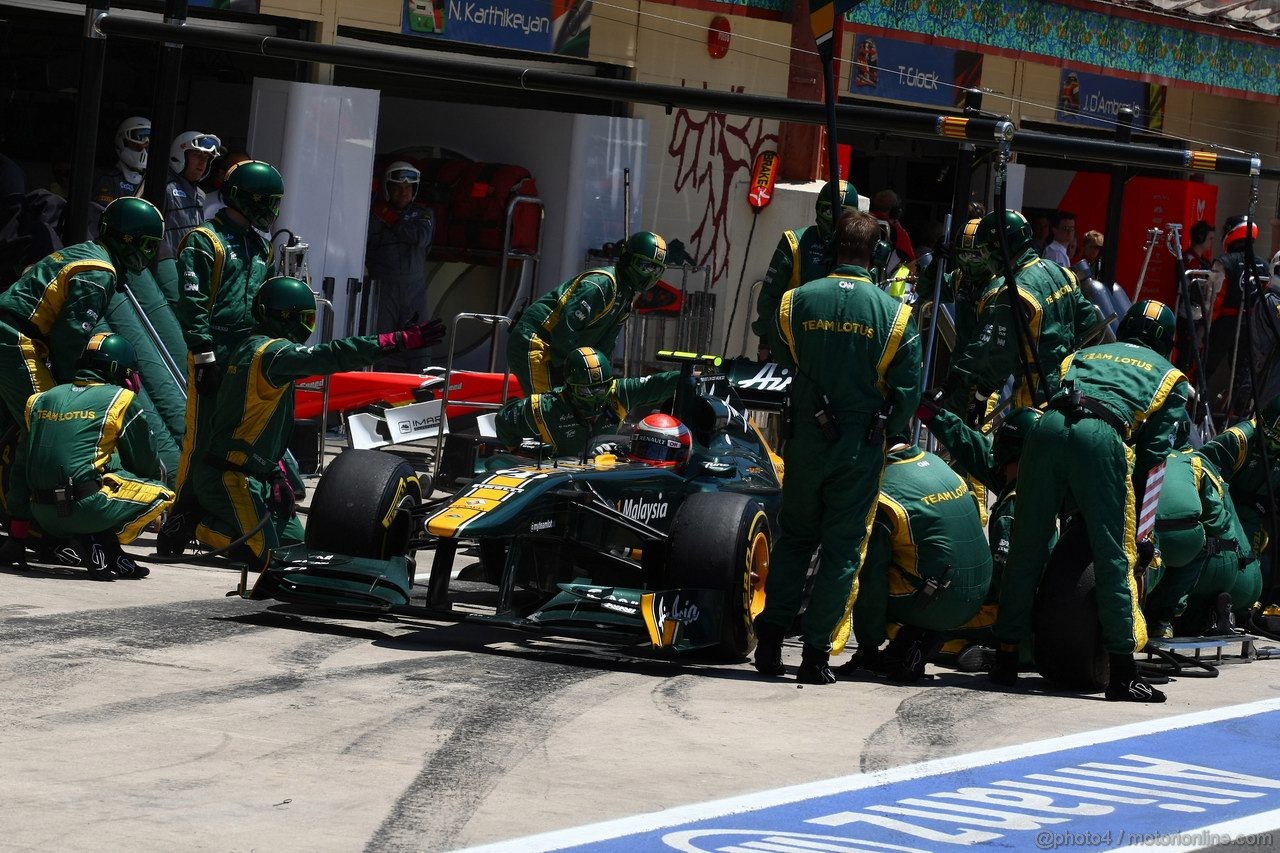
[252,1,1280,352]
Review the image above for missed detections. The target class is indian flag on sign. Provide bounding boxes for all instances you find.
[1136,462,1166,542]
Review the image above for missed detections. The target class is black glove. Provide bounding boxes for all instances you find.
[193,351,222,397]
[915,387,945,426]
[589,440,626,458]
[269,467,297,517]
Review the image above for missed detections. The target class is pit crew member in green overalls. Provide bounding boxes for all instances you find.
[507,231,667,395]
[189,276,444,572]
[4,334,173,579]
[495,346,678,458]
[160,160,283,555]
[943,209,1098,417]
[751,179,858,363]
[0,197,163,529]
[1196,395,1280,606]
[992,299,1189,703]
[1145,443,1261,638]
[839,440,993,682]
[753,209,921,686]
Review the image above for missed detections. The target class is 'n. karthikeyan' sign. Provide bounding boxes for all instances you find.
[403,0,591,58]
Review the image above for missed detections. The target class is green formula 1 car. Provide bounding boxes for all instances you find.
[239,353,787,660]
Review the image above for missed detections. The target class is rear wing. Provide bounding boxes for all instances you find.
[714,357,791,413]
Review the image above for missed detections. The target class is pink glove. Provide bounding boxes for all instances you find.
[379,318,447,352]
[8,519,30,540]
[124,372,142,393]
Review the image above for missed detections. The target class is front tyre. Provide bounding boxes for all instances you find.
[668,491,770,660]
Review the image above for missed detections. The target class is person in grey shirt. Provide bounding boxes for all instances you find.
[366,161,434,372]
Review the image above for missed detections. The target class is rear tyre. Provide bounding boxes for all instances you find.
[306,450,422,560]
[1033,520,1109,690]
[668,491,770,661]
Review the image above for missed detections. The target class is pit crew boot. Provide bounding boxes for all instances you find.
[1104,653,1167,703]
[987,643,1020,687]
[79,537,117,582]
[101,537,149,579]
[833,645,884,676]
[1204,593,1234,637]
[155,508,198,557]
[0,535,29,571]
[752,620,786,677]
[797,645,836,685]
[881,627,939,684]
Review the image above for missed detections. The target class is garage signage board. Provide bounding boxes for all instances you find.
[848,33,983,109]
[403,0,592,58]
[466,699,1280,852]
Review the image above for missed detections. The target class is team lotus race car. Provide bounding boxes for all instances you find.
[239,353,786,661]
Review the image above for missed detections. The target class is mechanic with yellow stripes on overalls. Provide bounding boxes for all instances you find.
[506,231,667,395]
[0,197,163,524]
[159,160,283,556]
[942,209,1098,419]
[1197,395,1280,608]
[189,276,445,572]
[837,438,992,683]
[991,299,1189,703]
[1144,438,1262,639]
[751,179,858,363]
[753,209,921,686]
[3,334,173,580]
[495,346,678,458]
[917,404,1051,670]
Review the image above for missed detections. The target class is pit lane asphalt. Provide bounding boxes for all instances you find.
[2,463,1279,852]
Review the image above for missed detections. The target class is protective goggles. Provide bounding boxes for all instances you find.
[123,127,151,146]
[632,257,666,279]
[956,248,985,265]
[299,310,317,334]
[386,166,421,185]
[187,135,222,155]
[568,381,612,406]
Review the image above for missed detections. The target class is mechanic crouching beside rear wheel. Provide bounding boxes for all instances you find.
[753,209,922,685]
[188,276,445,572]
[5,334,173,580]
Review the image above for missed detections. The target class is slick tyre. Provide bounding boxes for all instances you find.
[668,491,770,661]
[305,450,422,560]
[1033,520,1109,690]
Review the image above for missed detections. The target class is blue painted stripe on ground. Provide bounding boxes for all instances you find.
[464,698,1280,853]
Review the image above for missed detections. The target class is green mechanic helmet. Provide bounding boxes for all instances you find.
[77,332,139,387]
[1259,395,1280,452]
[253,276,316,344]
[223,160,284,232]
[1117,299,1176,358]
[993,407,1042,469]
[563,346,614,413]
[618,231,668,293]
[815,179,859,237]
[976,209,1037,273]
[98,196,164,275]
[955,217,988,279]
